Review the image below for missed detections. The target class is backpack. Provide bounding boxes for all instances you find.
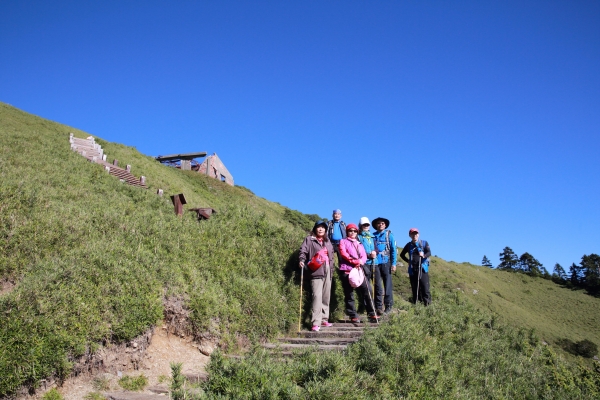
[409,240,428,266]
[374,230,391,257]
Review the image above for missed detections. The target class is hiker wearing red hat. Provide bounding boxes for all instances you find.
[338,224,379,323]
[400,228,432,305]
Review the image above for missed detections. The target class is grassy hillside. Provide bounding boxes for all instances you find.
[1,102,599,397]
[392,258,600,354]
[202,293,600,399]
[0,102,317,395]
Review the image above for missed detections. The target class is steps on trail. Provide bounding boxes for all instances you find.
[70,134,148,189]
[262,318,382,355]
[105,392,167,400]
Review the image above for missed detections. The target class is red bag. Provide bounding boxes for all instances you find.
[307,248,329,272]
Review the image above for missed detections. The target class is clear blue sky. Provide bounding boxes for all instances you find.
[2,1,599,271]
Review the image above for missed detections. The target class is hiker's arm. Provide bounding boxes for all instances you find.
[358,244,367,266]
[298,238,310,267]
[389,232,398,266]
[424,242,431,259]
[400,244,410,264]
[339,241,357,265]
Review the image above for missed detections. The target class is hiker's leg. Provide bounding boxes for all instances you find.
[409,274,418,303]
[381,262,393,311]
[420,271,431,305]
[310,277,325,326]
[374,264,384,310]
[321,266,332,320]
[357,279,375,316]
[338,270,357,318]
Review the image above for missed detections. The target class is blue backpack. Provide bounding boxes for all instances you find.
[408,239,429,275]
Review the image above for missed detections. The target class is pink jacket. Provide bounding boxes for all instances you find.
[339,237,367,272]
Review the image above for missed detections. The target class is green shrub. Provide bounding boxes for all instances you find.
[41,388,64,400]
[117,374,148,391]
[83,392,106,400]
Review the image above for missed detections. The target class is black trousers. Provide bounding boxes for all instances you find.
[374,262,393,311]
[409,268,431,305]
[338,270,376,318]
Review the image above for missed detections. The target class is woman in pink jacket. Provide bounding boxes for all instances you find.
[338,223,379,323]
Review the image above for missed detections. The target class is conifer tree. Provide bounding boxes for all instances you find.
[498,247,518,270]
[580,253,600,293]
[482,255,492,268]
[553,263,567,283]
[518,252,543,276]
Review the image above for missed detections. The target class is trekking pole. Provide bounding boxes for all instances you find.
[363,267,379,325]
[415,256,422,305]
[298,263,304,332]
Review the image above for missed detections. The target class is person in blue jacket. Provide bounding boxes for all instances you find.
[371,217,397,315]
[400,227,432,305]
[327,209,346,265]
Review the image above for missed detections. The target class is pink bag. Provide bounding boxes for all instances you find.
[348,267,365,288]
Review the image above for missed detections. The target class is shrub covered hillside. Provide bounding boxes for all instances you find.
[202,293,600,399]
[0,103,317,395]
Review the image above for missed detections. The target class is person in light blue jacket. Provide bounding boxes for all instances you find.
[372,217,397,315]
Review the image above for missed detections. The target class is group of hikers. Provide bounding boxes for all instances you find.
[298,209,432,332]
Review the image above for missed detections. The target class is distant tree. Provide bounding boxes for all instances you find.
[482,255,493,268]
[569,262,584,286]
[518,252,543,276]
[580,254,600,293]
[539,266,551,280]
[498,247,519,270]
[552,263,567,283]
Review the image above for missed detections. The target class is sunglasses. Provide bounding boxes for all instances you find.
[347,229,358,233]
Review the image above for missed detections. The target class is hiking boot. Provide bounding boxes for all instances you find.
[376,309,384,316]
[368,315,380,322]
[321,320,333,327]
[311,325,320,332]
[350,317,361,323]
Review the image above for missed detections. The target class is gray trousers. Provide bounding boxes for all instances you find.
[310,265,332,326]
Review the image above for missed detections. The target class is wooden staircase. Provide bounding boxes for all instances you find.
[70,134,148,189]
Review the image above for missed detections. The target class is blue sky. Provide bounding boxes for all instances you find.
[1,1,599,271]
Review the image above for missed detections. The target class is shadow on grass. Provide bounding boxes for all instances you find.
[557,338,599,358]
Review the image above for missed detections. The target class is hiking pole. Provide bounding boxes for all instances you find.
[415,256,422,305]
[298,263,304,332]
[363,267,379,325]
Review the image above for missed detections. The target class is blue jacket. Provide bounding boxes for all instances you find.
[373,229,397,266]
[358,231,376,265]
[327,220,346,243]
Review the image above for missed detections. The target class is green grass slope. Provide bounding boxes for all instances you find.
[0,102,316,395]
[202,293,600,399]
[391,258,600,353]
[1,102,599,397]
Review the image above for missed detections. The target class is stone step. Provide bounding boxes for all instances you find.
[105,392,167,400]
[296,330,363,338]
[263,343,347,351]
[277,337,358,345]
[325,324,374,330]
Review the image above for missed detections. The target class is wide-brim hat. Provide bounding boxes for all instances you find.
[312,220,328,233]
[372,217,390,228]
